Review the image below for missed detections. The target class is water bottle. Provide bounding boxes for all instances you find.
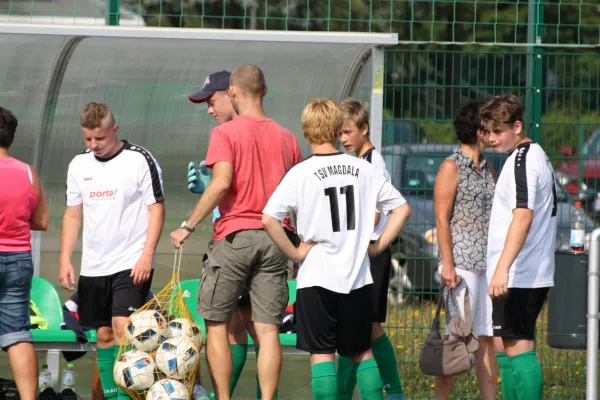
[39,364,52,391]
[60,363,76,392]
[571,201,586,252]
[192,381,209,400]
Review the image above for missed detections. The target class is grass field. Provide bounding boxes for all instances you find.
[0,300,590,399]
[385,301,588,399]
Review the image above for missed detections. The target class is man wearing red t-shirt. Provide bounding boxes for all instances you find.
[170,64,302,400]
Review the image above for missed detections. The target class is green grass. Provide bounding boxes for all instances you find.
[383,301,588,399]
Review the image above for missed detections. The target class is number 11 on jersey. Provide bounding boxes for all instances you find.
[325,185,356,232]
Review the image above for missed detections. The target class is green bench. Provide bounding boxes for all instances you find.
[177,279,300,353]
[29,277,300,389]
[30,276,96,390]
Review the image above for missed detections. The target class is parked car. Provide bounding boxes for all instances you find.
[381,143,597,299]
[556,126,600,215]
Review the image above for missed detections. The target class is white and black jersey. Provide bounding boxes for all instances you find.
[263,152,406,294]
[361,148,392,241]
[487,142,557,288]
[66,140,165,277]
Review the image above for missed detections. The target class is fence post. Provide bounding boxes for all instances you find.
[105,0,120,25]
[526,0,543,143]
[587,228,600,400]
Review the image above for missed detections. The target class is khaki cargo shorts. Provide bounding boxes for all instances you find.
[197,229,289,325]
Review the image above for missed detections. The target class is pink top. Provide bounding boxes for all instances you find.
[205,115,303,241]
[0,157,39,252]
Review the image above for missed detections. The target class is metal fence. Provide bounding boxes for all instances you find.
[2,0,600,398]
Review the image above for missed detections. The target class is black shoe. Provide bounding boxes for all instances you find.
[56,389,81,400]
[38,387,57,400]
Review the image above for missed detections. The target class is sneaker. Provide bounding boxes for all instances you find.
[56,388,81,400]
[387,395,407,400]
[38,387,57,400]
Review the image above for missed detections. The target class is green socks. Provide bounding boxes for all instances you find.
[312,362,338,400]
[338,334,404,399]
[497,352,517,400]
[510,350,543,400]
[255,345,279,400]
[114,345,130,400]
[97,346,118,399]
[337,356,358,400]
[209,344,248,399]
[356,358,384,400]
[371,334,405,396]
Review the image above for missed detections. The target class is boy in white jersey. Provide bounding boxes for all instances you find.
[481,95,557,400]
[262,98,411,400]
[336,98,406,400]
[59,102,165,400]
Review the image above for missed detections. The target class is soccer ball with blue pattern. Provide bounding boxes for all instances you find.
[125,310,168,353]
[113,350,156,392]
[155,335,198,380]
[147,379,189,400]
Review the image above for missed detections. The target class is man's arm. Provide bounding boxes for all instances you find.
[489,208,533,297]
[59,204,82,291]
[186,161,232,228]
[369,203,411,256]
[142,202,165,258]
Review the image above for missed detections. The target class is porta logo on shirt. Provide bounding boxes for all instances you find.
[89,189,118,200]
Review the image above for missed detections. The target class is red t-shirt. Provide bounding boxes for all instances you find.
[205,115,303,241]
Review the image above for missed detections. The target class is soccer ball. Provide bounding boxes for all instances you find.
[113,350,156,392]
[125,310,168,352]
[155,335,199,379]
[168,318,203,349]
[147,379,189,400]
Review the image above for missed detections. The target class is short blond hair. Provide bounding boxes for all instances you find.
[302,98,343,146]
[339,98,369,131]
[80,102,115,129]
[479,94,524,128]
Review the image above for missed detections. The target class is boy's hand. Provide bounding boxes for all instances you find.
[188,160,212,194]
[293,241,316,264]
[489,268,509,298]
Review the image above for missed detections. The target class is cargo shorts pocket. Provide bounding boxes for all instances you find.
[197,266,220,314]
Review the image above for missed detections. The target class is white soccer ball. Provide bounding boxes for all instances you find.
[147,379,189,400]
[155,335,199,380]
[124,310,168,352]
[168,318,203,349]
[113,350,156,392]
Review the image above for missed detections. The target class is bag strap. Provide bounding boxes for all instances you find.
[431,289,446,332]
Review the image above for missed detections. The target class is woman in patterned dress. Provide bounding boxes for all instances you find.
[433,99,499,400]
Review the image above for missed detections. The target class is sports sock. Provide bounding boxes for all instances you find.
[97,346,117,399]
[255,345,279,400]
[336,356,357,400]
[356,358,384,400]
[497,352,518,400]
[371,333,405,396]
[114,345,130,400]
[510,350,543,400]
[311,361,337,400]
[209,344,248,399]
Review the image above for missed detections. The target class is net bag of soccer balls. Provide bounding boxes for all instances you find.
[114,255,202,400]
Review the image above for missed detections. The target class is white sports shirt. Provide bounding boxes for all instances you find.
[263,152,406,294]
[66,141,165,277]
[487,142,557,288]
[361,148,391,241]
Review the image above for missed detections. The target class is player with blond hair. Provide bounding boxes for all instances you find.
[262,98,411,400]
[59,101,165,400]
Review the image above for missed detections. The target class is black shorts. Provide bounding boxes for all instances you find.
[370,246,392,323]
[78,269,154,328]
[295,285,373,357]
[234,228,299,310]
[492,287,549,340]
